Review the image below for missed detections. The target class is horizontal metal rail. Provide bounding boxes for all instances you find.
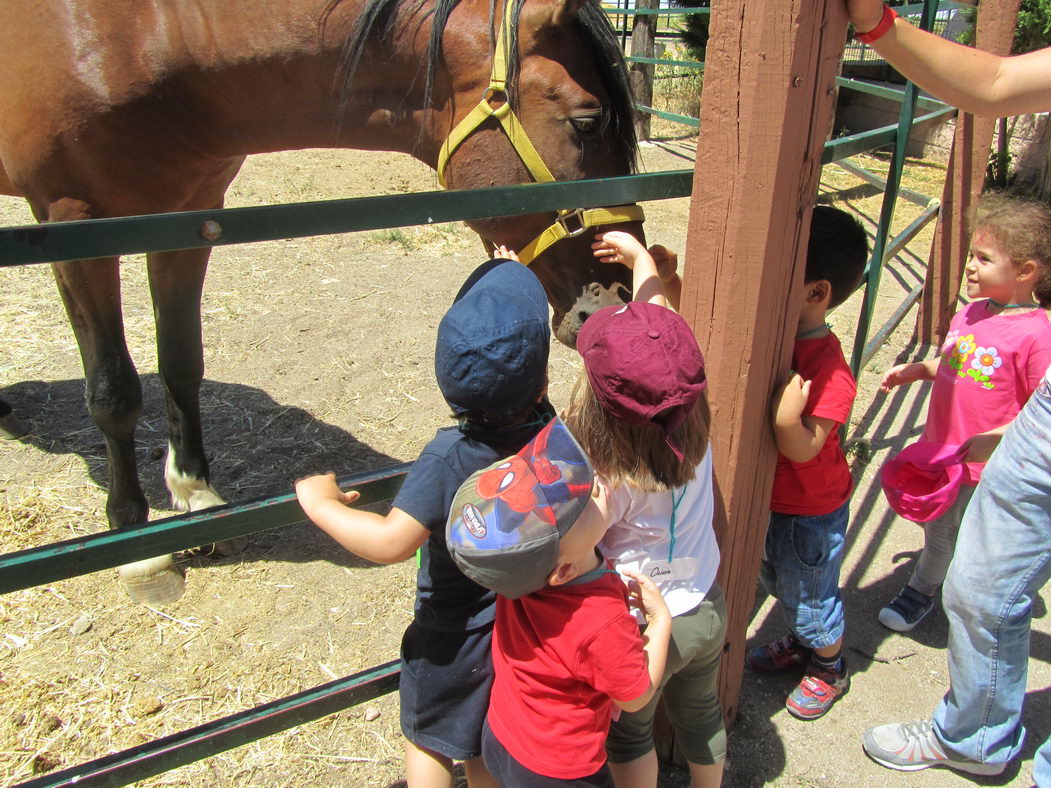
[601,6,710,16]
[834,158,936,208]
[15,659,401,788]
[635,104,700,127]
[836,76,946,111]
[626,55,704,69]
[822,106,956,163]
[0,463,410,595]
[0,172,694,266]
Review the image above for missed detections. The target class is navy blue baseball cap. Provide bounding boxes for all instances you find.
[435,258,551,416]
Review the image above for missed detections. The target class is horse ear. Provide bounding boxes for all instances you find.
[519,0,590,32]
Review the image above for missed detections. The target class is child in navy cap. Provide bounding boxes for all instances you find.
[447,418,671,786]
[296,249,556,787]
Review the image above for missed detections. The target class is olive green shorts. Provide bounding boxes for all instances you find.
[606,582,728,765]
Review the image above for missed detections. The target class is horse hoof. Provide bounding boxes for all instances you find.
[119,555,185,604]
[196,535,250,558]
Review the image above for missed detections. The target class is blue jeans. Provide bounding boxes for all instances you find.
[933,371,1051,783]
[760,501,849,649]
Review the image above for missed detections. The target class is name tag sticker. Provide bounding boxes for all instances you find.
[643,557,697,582]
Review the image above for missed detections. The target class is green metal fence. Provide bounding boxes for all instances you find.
[2,0,958,782]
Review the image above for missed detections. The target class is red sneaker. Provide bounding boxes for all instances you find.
[786,660,850,720]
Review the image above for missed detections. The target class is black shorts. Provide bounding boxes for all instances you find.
[482,720,614,787]
[399,620,494,760]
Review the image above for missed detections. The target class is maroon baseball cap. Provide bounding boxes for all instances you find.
[576,302,707,461]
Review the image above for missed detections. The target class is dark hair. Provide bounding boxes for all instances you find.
[806,205,869,309]
[455,376,548,430]
[973,193,1051,308]
[562,372,711,492]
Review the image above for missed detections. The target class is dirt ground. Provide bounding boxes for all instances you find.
[1,137,1049,788]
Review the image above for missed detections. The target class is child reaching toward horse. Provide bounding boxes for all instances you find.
[295,249,554,788]
[562,230,727,788]
[446,418,672,787]
[875,194,1051,634]
[746,205,868,721]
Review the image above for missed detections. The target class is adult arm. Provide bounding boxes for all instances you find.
[848,0,1051,117]
[295,473,428,564]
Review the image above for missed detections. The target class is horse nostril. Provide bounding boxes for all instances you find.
[578,310,590,325]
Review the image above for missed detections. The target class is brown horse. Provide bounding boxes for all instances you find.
[0,0,642,601]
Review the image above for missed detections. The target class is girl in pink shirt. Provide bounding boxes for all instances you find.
[877,193,1051,634]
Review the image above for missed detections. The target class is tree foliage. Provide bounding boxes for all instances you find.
[668,0,709,63]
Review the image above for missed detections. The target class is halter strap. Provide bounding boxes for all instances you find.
[437,0,554,186]
[435,0,644,266]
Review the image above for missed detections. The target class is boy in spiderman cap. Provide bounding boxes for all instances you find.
[448,418,672,787]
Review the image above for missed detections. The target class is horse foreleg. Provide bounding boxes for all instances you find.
[51,249,184,604]
[147,247,247,557]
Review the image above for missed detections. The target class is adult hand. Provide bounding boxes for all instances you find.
[847,0,886,33]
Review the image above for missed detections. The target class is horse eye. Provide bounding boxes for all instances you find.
[570,115,600,137]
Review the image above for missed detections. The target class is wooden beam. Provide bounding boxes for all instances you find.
[917,0,1021,344]
[677,0,847,723]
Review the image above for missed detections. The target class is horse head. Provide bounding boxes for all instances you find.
[425,0,643,346]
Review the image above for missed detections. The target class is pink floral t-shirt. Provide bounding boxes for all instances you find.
[923,301,1051,483]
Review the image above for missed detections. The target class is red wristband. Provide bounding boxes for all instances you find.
[856,4,898,44]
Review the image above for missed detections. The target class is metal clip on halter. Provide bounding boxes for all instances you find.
[556,209,587,238]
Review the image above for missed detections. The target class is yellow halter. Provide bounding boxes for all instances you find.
[436,0,644,265]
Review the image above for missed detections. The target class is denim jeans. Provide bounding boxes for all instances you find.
[760,501,849,649]
[934,370,1051,784]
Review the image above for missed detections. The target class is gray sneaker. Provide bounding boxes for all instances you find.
[862,720,1005,776]
[878,586,934,632]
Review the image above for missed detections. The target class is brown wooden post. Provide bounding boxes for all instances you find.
[676,0,848,724]
[629,0,658,141]
[917,0,1021,344]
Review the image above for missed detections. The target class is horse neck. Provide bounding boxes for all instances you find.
[169,0,440,161]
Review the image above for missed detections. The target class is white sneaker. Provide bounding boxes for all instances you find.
[862,719,1006,776]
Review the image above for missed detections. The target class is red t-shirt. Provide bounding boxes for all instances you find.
[487,566,650,779]
[770,332,857,516]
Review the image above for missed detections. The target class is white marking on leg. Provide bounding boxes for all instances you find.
[165,443,226,512]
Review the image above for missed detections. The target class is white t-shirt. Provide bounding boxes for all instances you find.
[600,446,720,620]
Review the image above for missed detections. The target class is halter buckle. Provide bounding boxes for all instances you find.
[556,208,587,238]
[482,86,508,109]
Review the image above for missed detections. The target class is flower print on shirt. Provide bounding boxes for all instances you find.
[944,332,975,377]
[968,346,1002,388]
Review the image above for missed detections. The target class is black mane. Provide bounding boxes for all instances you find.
[325,0,638,171]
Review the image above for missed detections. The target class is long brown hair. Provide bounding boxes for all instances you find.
[563,370,711,492]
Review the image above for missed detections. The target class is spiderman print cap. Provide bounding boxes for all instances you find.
[446,418,595,599]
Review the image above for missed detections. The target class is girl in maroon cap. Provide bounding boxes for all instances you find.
[563,231,726,788]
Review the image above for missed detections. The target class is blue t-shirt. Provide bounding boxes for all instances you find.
[393,401,554,632]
